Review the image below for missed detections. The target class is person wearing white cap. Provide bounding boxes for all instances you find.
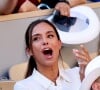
[80,56,100,90]
[91,76,100,90]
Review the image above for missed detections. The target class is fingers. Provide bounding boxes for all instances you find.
[73,48,87,64]
[55,2,70,16]
[80,45,91,62]
[73,45,91,65]
[73,45,91,81]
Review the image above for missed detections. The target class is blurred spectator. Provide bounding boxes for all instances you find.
[80,56,100,90]
[0,0,18,15]
[0,0,86,16]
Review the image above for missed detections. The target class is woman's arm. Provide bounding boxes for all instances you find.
[72,45,91,81]
[68,0,86,7]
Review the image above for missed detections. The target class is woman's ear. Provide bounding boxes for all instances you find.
[26,48,33,57]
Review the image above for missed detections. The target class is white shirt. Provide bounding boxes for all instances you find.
[14,67,81,90]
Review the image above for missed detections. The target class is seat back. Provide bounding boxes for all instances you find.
[9,62,28,81]
[0,81,15,90]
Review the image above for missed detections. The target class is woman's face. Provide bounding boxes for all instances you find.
[92,77,100,90]
[30,22,62,67]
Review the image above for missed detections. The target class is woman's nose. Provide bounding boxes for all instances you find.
[42,42,48,45]
[42,38,48,45]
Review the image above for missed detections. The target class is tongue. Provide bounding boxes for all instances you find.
[43,53,52,59]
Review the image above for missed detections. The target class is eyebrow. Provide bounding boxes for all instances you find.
[47,31,55,34]
[32,30,55,36]
[32,33,40,37]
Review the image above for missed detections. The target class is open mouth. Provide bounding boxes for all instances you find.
[42,48,53,56]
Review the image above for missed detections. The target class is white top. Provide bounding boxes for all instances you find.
[14,67,81,90]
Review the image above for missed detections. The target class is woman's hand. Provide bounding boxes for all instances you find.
[73,45,91,81]
[55,2,70,17]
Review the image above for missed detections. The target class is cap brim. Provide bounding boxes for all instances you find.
[47,6,100,45]
[80,68,100,90]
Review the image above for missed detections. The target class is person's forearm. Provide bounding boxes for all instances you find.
[67,0,86,7]
[0,0,18,14]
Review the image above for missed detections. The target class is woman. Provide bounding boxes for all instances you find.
[14,19,90,90]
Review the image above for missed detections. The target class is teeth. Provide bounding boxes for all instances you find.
[44,48,50,50]
[43,50,52,55]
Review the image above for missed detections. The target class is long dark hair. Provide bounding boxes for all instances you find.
[25,19,61,78]
[98,35,100,55]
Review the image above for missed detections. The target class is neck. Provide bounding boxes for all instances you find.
[37,63,59,84]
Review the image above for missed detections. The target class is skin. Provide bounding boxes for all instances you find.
[18,0,38,12]
[68,0,86,7]
[19,0,86,16]
[27,21,91,82]
[55,2,70,16]
[55,0,87,16]
[73,45,91,81]
[73,45,91,65]
[92,77,100,90]
[0,0,18,14]
[28,22,62,83]
[0,0,86,15]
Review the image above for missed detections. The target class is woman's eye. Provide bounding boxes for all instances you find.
[48,34,54,38]
[32,37,40,41]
